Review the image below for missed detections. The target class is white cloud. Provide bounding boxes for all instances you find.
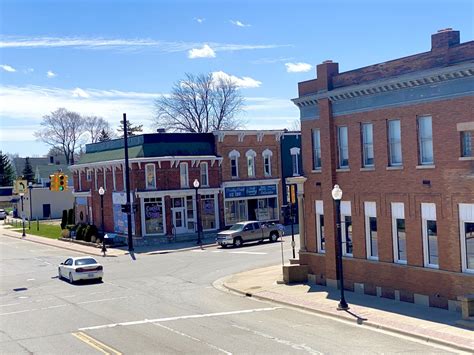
[196,18,205,23]
[0,36,288,54]
[211,71,261,89]
[285,62,312,73]
[72,88,90,98]
[24,68,34,74]
[47,70,56,78]
[188,44,216,59]
[1,64,16,72]
[230,20,251,27]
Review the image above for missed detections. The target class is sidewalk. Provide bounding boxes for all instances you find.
[222,265,474,353]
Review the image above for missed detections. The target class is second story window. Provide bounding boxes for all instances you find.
[86,169,92,181]
[337,126,349,168]
[180,162,189,188]
[418,116,433,165]
[461,131,472,157]
[246,150,256,178]
[361,123,374,167]
[388,119,402,166]
[145,163,156,190]
[312,129,321,170]
[262,149,272,177]
[200,162,209,186]
[290,147,300,176]
[229,150,240,179]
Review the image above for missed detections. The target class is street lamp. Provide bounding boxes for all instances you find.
[28,182,33,229]
[19,192,26,237]
[98,187,107,257]
[332,184,349,311]
[193,179,202,245]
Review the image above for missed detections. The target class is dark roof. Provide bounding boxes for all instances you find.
[77,133,217,165]
[13,156,68,180]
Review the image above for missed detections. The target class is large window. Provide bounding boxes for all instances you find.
[315,200,325,253]
[143,197,164,235]
[256,197,278,221]
[200,162,209,187]
[229,150,240,178]
[422,203,438,268]
[262,149,272,177]
[459,203,474,273]
[246,150,256,178]
[145,163,156,190]
[180,163,189,188]
[361,123,374,167]
[200,194,216,230]
[391,202,406,264]
[290,147,300,176]
[225,200,247,225]
[388,119,402,166]
[341,201,352,256]
[365,202,378,260]
[461,131,472,157]
[337,126,349,168]
[418,116,434,165]
[312,129,321,170]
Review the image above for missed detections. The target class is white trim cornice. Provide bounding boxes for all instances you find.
[222,178,280,188]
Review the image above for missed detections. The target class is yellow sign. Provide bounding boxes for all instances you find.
[14,179,27,194]
[290,184,296,204]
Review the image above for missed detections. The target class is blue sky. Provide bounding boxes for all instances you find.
[1,0,472,157]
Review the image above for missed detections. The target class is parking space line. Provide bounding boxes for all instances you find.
[72,332,122,355]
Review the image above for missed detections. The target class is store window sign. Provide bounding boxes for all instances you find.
[225,184,276,198]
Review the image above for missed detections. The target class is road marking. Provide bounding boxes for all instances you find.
[191,250,206,252]
[77,296,128,305]
[72,332,122,355]
[232,324,323,354]
[27,278,35,281]
[79,307,283,331]
[0,303,20,307]
[154,323,232,354]
[228,251,267,255]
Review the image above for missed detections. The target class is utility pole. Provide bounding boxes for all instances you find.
[123,113,134,252]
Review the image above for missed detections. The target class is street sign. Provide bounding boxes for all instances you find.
[14,179,27,194]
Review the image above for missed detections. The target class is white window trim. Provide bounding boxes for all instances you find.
[229,149,240,179]
[315,200,325,254]
[86,169,91,182]
[388,119,403,166]
[103,168,107,191]
[365,201,378,261]
[262,149,273,177]
[94,169,98,191]
[78,171,82,191]
[337,126,349,168]
[362,123,374,168]
[200,162,209,187]
[145,163,156,190]
[312,129,322,170]
[341,201,352,257]
[246,155,256,178]
[290,147,300,176]
[418,115,434,165]
[180,162,189,188]
[112,166,116,191]
[421,203,438,269]
[391,202,407,264]
[459,203,474,274]
[140,197,166,236]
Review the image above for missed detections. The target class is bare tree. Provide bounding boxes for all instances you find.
[34,108,86,165]
[153,73,244,133]
[84,116,114,143]
[288,119,301,131]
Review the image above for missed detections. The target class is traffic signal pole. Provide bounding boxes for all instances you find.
[123,113,134,252]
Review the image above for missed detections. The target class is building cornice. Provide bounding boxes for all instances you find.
[222,178,280,188]
[213,130,285,142]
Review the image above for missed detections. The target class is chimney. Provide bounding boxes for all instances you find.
[156,128,166,133]
[316,60,339,90]
[431,28,460,51]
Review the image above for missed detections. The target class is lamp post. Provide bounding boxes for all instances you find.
[332,184,349,311]
[193,179,202,245]
[28,182,33,229]
[98,187,107,257]
[19,192,26,237]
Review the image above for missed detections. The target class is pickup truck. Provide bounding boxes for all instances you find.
[216,220,285,248]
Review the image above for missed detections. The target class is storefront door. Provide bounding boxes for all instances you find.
[172,207,187,234]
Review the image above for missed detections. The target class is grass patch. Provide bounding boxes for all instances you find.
[9,222,62,239]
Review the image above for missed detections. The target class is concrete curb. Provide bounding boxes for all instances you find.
[220,275,472,353]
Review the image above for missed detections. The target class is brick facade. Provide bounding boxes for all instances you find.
[294,29,474,307]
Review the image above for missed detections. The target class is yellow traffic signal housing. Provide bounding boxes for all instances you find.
[58,173,67,191]
[49,174,57,191]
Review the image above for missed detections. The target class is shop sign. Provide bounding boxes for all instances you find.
[225,184,277,198]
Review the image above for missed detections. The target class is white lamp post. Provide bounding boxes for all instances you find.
[193,179,202,245]
[98,187,107,256]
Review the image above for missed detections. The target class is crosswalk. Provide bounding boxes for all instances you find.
[192,250,267,255]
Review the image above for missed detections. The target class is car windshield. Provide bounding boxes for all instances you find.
[75,258,98,266]
[229,223,245,231]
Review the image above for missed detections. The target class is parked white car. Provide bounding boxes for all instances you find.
[58,256,103,283]
[0,209,6,220]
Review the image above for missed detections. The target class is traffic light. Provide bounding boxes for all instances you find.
[49,174,57,191]
[58,174,67,191]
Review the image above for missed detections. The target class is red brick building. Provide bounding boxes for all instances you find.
[293,29,473,310]
[214,130,285,226]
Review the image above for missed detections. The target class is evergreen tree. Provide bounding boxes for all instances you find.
[117,120,143,138]
[0,151,15,187]
[98,128,112,142]
[22,157,35,183]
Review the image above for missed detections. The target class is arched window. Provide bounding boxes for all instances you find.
[262,149,273,177]
[290,147,301,176]
[228,150,240,178]
[246,150,256,178]
[145,163,156,189]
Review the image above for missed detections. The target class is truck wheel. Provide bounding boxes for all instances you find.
[233,237,243,248]
[269,232,279,242]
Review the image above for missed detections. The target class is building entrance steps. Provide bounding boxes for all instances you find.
[221,265,474,353]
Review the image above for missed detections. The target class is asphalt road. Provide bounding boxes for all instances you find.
[0,232,457,354]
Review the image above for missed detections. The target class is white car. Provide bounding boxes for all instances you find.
[0,209,6,220]
[58,256,103,283]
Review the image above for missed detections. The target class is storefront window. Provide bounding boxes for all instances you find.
[144,197,164,234]
[256,197,277,221]
[200,194,216,230]
[225,200,247,225]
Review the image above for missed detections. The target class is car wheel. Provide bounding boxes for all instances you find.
[69,272,74,284]
[233,237,243,248]
[221,244,227,249]
[97,277,102,282]
[269,232,278,242]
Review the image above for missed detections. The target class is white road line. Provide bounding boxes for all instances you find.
[154,323,232,354]
[77,296,128,305]
[0,309,31,316]
[232,324,323,355]
[0,303,20,307]
[228,251,267,255]
[79,307,283,331]
[211,250,223,253]
[191,250,206,253]
[27,278,35,281]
